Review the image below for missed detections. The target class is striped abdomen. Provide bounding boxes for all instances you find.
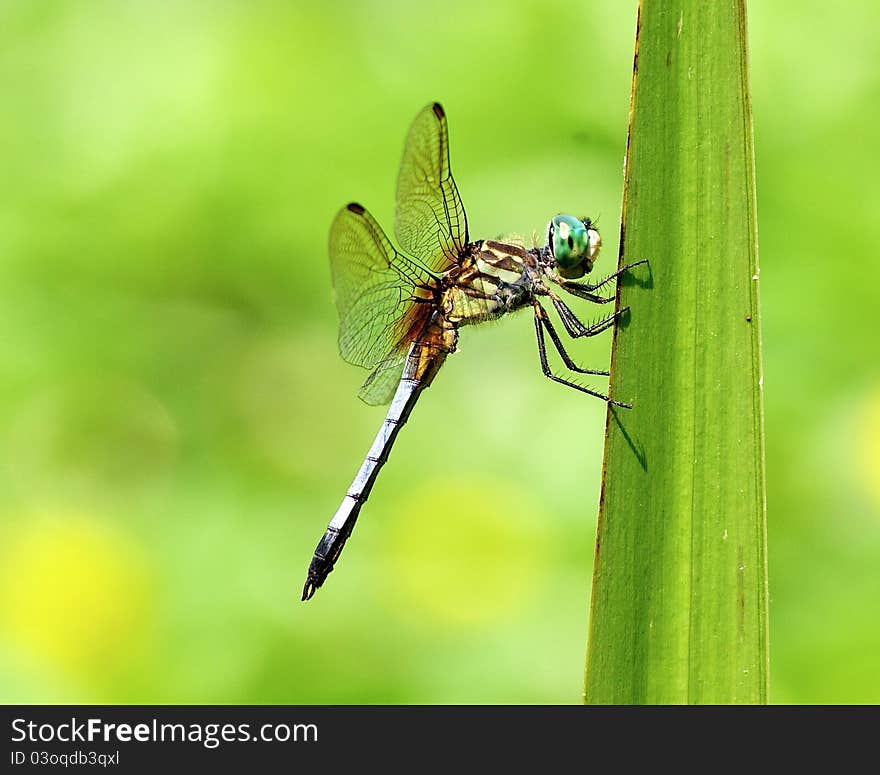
[302,329,452,600]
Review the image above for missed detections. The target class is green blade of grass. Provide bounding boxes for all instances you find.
[584,1,768,704]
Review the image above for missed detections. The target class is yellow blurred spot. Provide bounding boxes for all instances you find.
[855,386,880,508]
[0,514,152,677]
[386,479,547,628]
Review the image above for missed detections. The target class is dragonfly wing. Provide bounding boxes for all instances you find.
[395,103,469,273]
[358,352,406,406]
[329,203,433,393]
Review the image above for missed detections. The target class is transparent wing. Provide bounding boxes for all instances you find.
[329,203,433,398]
[395,103,469,273]
[358,351,407,406]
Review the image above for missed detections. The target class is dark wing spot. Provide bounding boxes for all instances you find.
[347,202,365,215]
[432,103,445,119]
[568,236,574,249]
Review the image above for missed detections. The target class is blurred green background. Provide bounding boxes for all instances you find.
[1,1,878,704]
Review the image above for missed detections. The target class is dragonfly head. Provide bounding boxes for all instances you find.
[547,215,601,279]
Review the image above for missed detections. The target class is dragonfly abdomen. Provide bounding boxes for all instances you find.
[302,339,450,601]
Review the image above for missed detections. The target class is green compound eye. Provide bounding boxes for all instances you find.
[550,215,588,268]
[547,215,600,278]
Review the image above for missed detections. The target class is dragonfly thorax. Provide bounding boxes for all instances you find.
[441,240,536,326]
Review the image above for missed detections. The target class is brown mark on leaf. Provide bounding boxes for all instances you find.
[632,4,641,76]
[725,141,731,185]
[737,545,746,637]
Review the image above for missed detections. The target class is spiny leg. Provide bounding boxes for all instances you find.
[549,293,628,340]
[532,304,631,408]
[560,259,649,300]
[534,302,609,376]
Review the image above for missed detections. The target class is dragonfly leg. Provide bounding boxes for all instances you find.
[534,302,609,376]
[561,259,649,300]
[533,305,632,408]
[549,293,628,340]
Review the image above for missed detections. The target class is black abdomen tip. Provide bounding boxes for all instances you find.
[302,578,318,602]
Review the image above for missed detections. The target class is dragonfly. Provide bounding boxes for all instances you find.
[302,103,645,601]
